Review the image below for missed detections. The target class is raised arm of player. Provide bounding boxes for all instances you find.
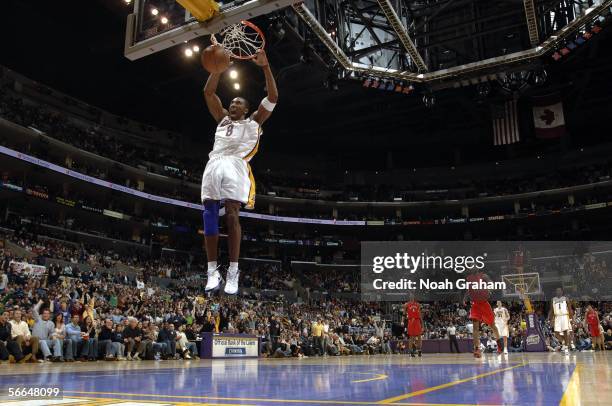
[203,71,229,123]
[251,49,278,125]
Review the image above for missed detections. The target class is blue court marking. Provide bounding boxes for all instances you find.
[394,363,575,406]
[0,361,573,405]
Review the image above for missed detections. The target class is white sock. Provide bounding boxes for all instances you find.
[207,261,217,271]
[228,262,239,272]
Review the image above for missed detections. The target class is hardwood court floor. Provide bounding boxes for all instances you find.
[1,352,610,405]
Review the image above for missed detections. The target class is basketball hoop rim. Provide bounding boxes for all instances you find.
[211,20,266,60]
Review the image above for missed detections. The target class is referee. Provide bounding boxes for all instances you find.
[448,324,460,353]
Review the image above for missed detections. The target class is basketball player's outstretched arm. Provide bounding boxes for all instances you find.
[251,50,278,125]
[203,72,229,123]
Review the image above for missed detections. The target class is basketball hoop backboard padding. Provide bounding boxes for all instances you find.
[177,0,219,21]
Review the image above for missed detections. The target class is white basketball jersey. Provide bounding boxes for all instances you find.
[494,307,508,322]
[552,296,569,316]
[210,117,261,161]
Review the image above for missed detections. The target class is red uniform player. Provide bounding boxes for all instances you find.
[585,305,604,351]
[405,298,423,357]
[464,272,500,358]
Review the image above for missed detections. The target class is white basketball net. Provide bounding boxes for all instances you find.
[211,21,264,59]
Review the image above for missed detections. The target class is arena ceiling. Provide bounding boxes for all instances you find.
[1,0,611,170]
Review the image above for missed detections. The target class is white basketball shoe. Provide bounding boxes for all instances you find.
[224,267,240,295]
[205,266,222,292]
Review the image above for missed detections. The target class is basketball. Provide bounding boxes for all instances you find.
[201,45,230,74]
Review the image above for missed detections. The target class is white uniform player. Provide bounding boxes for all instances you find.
[494,306,510,337]
[494,302,510,354]
[552,296,571,333]
[550,290,572,355]
[201,116,261,209]
[201,48,277,296]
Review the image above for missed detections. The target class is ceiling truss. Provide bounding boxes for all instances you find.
[289,0,611,86]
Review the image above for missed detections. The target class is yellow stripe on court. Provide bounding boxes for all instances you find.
[559,365,581,406]
[68,395,256,406]
[352,372,389,383]
[376,362,528,404]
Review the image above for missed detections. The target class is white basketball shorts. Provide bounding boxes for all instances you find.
[495,320,509,337]
[201,156,255,209]
[554,315,570,333]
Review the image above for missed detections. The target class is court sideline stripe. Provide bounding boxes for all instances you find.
[376,362,528,404]
[559,365,581,406]
[68,395,257,406]
[64,391,383,405]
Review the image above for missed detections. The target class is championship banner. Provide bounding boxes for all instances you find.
[9,261,47,276]
[200,333,259,359]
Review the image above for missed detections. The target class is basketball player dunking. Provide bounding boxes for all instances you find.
[463,270,501,358]
[494,301,510,354]
[549,287,573,355]
[202,48,278,295]
[405,296,423,357]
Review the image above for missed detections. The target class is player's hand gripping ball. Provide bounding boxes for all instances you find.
[201,45,231,74]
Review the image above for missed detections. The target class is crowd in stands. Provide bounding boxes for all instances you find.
[303,268,359,294]
[1,224,611,364]
[257,161,612,202]
[4,76,612,207]
[0,84,203,184]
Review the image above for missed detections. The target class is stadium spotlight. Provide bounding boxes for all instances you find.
[151,8,159,16]
[124,0,132,4]
[423,92,436,108]
[476,82,491,98]
[184,48,194,57]
[233,83,241,90]
[192,45,200,52]
[229,70,238,79]
[161,16,169,24]
[531,69,548,86]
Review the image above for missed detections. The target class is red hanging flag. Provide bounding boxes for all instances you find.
[532,93,565,139]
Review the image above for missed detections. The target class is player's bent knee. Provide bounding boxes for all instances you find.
[203,200,220,236]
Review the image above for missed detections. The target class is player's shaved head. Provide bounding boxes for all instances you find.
[237,97,250,111]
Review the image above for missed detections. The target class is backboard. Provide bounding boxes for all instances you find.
[124,0,297,60]
[501,272,541,298]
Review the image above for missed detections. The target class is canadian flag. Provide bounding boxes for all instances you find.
[532,93,566,139]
